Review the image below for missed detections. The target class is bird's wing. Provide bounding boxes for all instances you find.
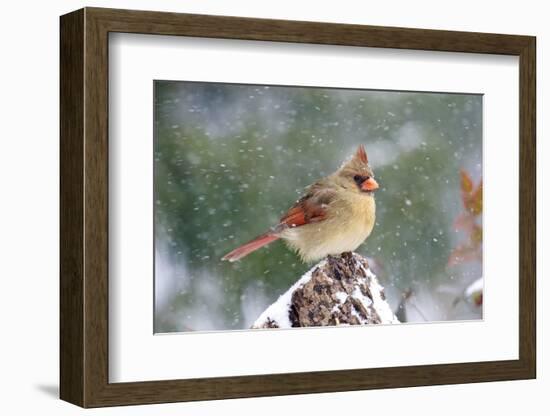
[275,187,336,231]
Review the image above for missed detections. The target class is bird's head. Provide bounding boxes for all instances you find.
[334,144,379,195]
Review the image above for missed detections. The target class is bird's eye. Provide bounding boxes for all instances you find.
[353,175,367,185]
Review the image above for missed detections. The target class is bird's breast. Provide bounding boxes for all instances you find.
[281,194,376,262]
[329,194,376,244]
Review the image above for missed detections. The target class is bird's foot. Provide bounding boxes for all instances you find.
[327,252,352,262]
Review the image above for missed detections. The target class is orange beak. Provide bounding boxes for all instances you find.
[361,177,379,192]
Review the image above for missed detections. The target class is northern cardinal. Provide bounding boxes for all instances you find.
[222,145,379,263]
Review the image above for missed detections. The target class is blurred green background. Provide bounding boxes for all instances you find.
[154,81,483,332]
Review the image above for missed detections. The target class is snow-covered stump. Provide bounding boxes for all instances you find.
[252,252,399,328]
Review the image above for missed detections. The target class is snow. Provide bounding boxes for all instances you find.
[350,307,363,322]
[465,277,483,298]
[334,291,348,304]
[351,287,373,308]
[252,260,327,328]
[361,264,400,324]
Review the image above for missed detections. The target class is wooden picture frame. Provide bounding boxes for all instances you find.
[60,7,536,408]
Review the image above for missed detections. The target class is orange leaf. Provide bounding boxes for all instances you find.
[469,224,483,245]
[460,171,474,209]
[450,170,483,268]
[460,170,473,194]
[465,181,483,215]
[453,213,475,232]
[448,244,480,267]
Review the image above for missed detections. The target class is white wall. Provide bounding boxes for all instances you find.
[0,0,546,414]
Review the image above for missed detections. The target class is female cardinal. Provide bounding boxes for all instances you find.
[222,144,379,263]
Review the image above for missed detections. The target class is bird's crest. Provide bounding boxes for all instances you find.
[354,144,368,164]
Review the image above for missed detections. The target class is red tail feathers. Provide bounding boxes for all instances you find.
[222,233,279,262]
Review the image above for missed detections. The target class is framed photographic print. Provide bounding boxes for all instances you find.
[60,7,536,407]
